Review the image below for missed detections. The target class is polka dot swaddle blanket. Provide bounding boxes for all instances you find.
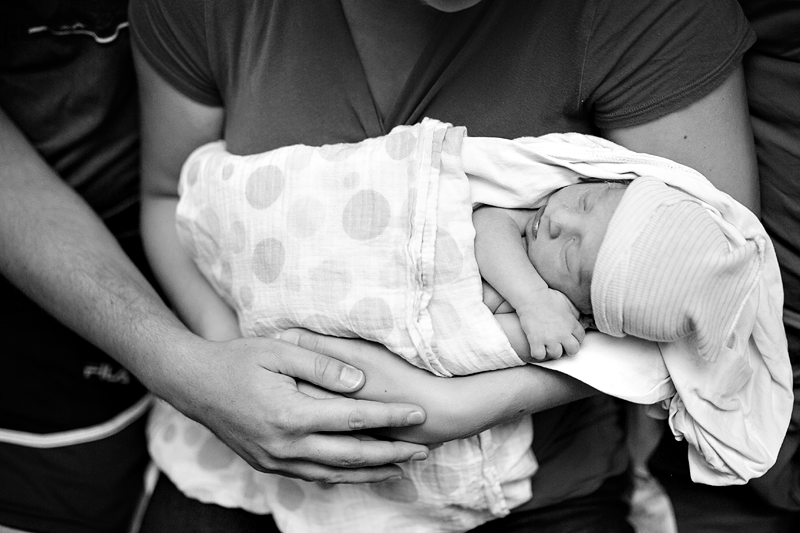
[157,119,538,533]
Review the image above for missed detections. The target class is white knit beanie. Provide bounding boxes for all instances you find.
[591,176,763,363]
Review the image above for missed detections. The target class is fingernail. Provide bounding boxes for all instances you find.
[411,452,428,461]
[339,366,364,389]
[386,475,403,482]
[407,411,425,425]
[280,330,299,345]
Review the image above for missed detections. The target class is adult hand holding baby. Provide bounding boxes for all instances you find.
[154,332,430,483]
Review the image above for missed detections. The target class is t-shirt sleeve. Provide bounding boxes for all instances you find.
[128,0,221,106]
[582,0,755,130]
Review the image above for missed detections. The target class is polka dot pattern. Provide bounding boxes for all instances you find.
[252,238,285,284]
[442,127,465,156]
[168,122,533,531]
[246,165,284,209]
[218,260,233,295]
[420,464,462,496]
[222,163,235,181]
[186,160,200,187]
[239,285,254,310]
[276,478,306,511]
[434,228,464,284]
[182,422,205,446]
[162,423,177,443]
[342,190,391,241]
[385,130,418,160]
[197,207,221,239]
[369,478,419,503]
[430,299,463,337]
[348,297,395,337]
[242,473,262,500]
[197,436,237,470]
[175,217,199,260]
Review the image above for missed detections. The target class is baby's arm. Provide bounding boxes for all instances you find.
[473,206,583,360]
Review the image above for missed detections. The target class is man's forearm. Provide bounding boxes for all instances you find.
[0,107,194,401]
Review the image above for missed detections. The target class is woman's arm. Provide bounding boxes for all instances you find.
[605,65,759,213]
[281,329,595,444]
[134,47,239,343]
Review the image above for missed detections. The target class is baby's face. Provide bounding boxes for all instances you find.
[524,182,626,314]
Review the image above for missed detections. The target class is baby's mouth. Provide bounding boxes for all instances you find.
[532,207,543,240]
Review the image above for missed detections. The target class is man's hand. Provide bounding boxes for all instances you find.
[163,334,430,484]
[517,289,584,361]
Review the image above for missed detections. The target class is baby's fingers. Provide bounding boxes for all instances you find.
[562,334,581,356]
[572,321,586,344]
[545,343,564,359]
[529,343,548,362]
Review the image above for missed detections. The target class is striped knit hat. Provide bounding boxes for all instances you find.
[591,176,763,362]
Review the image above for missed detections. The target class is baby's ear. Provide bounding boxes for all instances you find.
[579,314,596,330]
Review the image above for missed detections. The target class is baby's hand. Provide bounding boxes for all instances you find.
[517,290,585,361]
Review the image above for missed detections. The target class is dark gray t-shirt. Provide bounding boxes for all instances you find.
[130,0,754,509]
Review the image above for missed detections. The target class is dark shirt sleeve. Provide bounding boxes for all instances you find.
[582,0,755,130]
[129,0,221,106]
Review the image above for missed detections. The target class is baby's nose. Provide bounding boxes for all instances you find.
[548,208,575,238]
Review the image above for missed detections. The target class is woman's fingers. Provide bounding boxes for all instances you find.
[286,431,430,474]
[289,394,427,434]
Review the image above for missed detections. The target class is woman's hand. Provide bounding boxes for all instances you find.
[280,329,597,444]
[281,329,473,443]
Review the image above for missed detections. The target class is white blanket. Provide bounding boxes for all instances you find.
[147,119,791,533]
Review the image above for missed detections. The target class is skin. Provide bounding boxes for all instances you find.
[526,182,627,314]
[472,182,624,361]
[473,204,584,361]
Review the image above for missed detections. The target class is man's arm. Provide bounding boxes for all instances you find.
[0,96,429,485]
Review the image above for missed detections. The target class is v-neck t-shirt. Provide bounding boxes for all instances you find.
[129,0,755,510]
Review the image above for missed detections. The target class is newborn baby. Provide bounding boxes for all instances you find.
[474,180,625,360]
[474,174,761,371]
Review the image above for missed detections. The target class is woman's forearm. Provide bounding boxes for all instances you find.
[281,331,596,444]
[141,195,240,342]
